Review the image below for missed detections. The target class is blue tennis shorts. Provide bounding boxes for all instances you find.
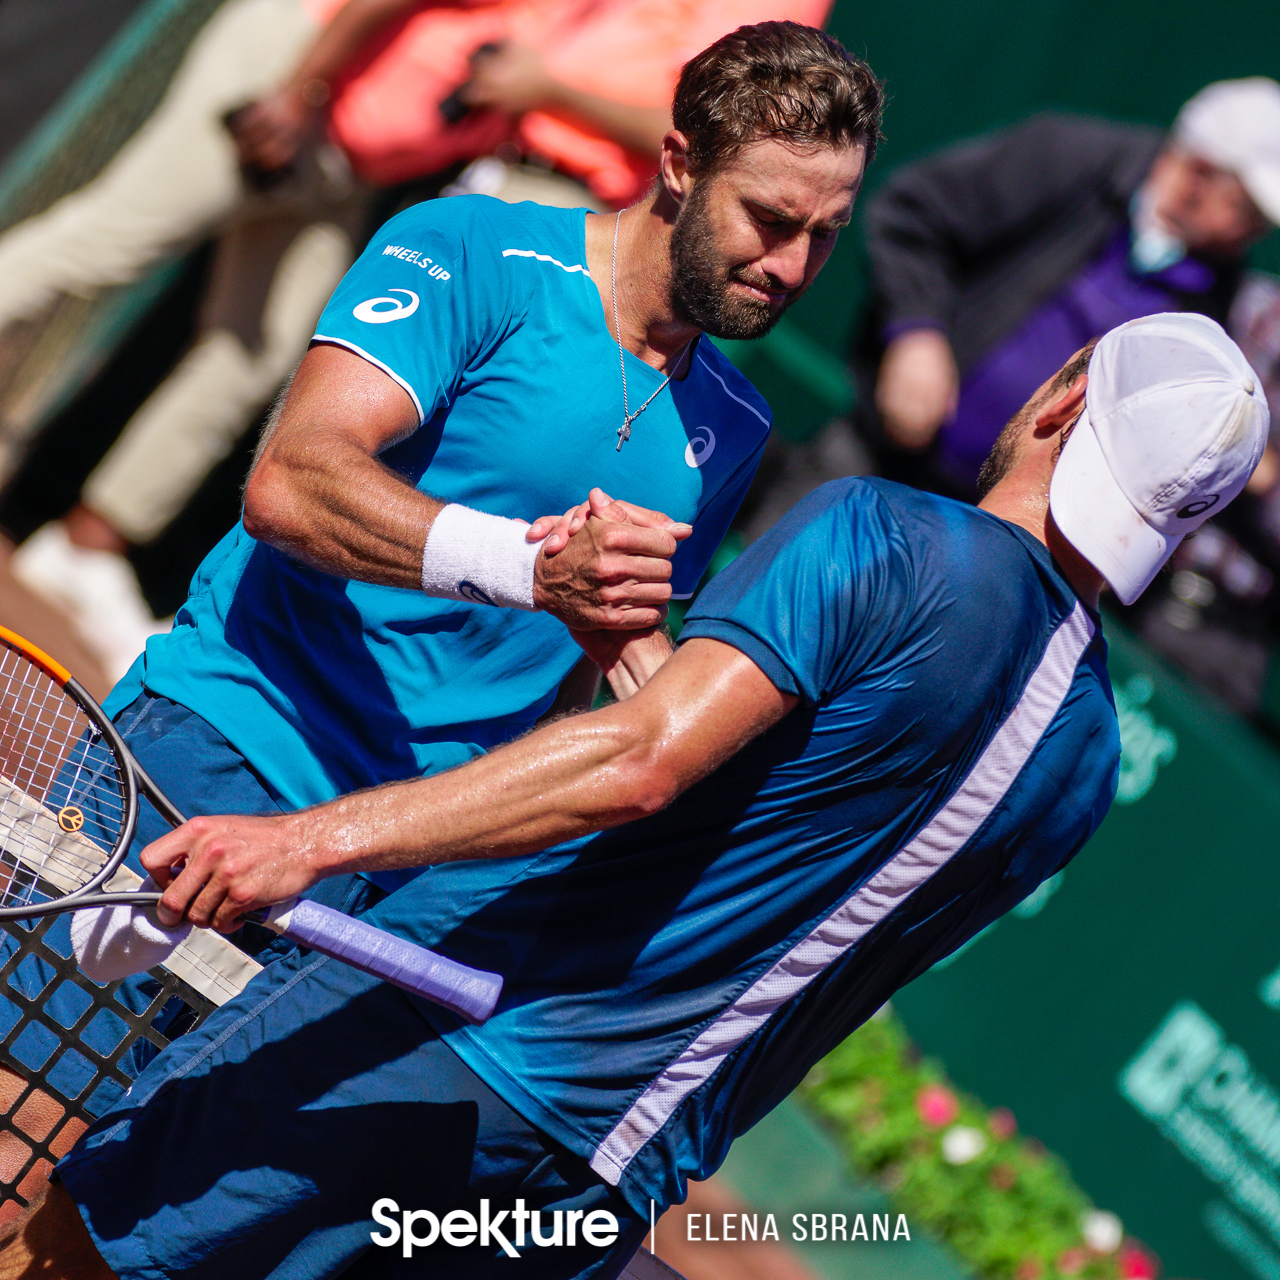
[57,943,647,1279]
[0,692,380,1108]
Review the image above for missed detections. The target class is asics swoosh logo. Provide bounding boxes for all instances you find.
[684,427,715,468]
[353,289,420,324]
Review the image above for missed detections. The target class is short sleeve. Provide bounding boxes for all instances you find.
[679,480,910,702]
[312,198,515,425]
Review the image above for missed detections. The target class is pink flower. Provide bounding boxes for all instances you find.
[1119,1243,1160,1279]
[915,1084,960,1128]
[1016,1259,1043,1280]
[1057,1248,1087,1276]
[989,1106,1018,1140]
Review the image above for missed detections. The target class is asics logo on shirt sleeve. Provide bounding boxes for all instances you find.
[353,289,420,324]
[684,427,716,468]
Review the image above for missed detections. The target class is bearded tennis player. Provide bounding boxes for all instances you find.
[95,19,880,905]
[0,21,883,1082]
[3,314,1266,1279]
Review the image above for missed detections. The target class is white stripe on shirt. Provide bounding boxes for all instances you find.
[502,248,591,278]
[694,351,770,427]
[588,602,1096,1184]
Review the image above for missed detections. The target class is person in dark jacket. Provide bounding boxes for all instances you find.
[858,78,1280,496]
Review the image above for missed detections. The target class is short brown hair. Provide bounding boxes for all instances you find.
[1050,337,1100,393]
[975,339,1100,499]
[672,22,884,175]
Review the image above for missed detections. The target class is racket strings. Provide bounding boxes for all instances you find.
[0,645,125,908]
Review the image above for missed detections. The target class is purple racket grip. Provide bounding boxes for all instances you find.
[264,898,502,1023]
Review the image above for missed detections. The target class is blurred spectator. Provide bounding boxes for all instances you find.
[4,0,830,679]
[855,78,1280,498]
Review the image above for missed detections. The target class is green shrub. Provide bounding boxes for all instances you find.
[801,1007,1153,1280]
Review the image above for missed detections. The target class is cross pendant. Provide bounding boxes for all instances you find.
[616,419,632,451]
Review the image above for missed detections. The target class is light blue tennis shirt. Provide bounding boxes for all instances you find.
[107,196,771,812]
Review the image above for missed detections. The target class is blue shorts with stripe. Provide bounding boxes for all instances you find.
[55,943,647,1280]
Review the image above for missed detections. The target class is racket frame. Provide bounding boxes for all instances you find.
[0,627,503,1024]
[0,623,154,918]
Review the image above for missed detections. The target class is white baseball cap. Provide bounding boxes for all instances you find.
[1049,313,1269,606]
[1174,78,1280,225]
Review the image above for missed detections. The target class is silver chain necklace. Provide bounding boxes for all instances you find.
[611,211,691,451]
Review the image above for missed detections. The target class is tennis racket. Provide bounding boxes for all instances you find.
[0,625,502,1023]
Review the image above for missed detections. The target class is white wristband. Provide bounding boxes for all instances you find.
[420,503,543,610]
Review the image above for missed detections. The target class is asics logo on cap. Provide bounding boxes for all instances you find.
[353,289,420,324]
[1177,495,1220,519]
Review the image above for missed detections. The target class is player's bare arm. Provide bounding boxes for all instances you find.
[571,622,675,701]
[244,344,687,628]
[539,609,678,717]
[143,637,795,930]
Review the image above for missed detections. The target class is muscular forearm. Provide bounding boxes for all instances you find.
[307,700,671,874]
[289,638,750,874]
[245,350,683,627]
[247,428,438,588]
[149,690,680,928]
[145,640,791,931]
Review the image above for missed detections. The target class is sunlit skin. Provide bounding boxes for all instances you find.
[584,130,865,374]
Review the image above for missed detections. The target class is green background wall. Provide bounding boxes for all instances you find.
[894,627,1280,1280]
[792,5,1280,1277]
[746,0,1280,444]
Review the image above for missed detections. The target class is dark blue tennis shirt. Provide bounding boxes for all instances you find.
[357,477,1121,1214]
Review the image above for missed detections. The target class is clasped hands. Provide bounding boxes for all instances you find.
[526,488,690,632]
[138,488,685,932]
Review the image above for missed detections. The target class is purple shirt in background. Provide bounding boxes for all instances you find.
[931,229,1217,490]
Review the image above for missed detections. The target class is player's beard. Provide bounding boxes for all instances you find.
[669,177,793,340]
[975,407,1028,500]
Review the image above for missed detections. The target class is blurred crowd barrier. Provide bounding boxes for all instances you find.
[0,0,224,477]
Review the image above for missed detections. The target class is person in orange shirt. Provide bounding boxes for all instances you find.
[8,0,831,681]
[318,0,831,205]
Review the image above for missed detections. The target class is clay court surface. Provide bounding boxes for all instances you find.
[0,540,111,702]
